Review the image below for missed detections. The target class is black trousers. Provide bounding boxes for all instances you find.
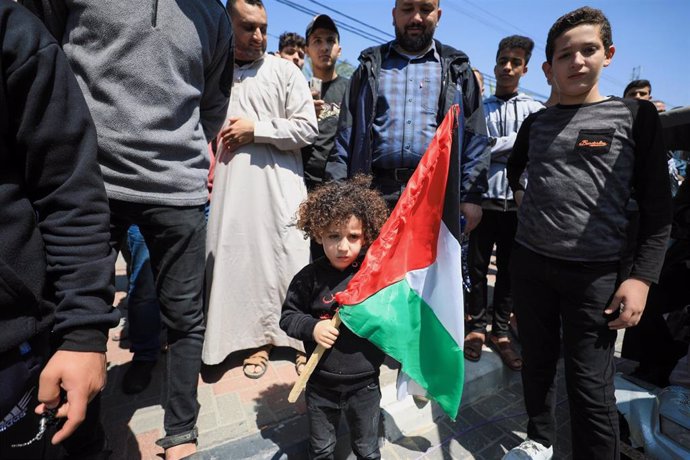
[305,380,381,460]
[0,333,108,459]
[108,200,206,443]
[467,209,517,336]
[511,244,620,460]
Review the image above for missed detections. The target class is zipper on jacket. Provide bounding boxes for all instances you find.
[366,54,380,168]
[496,99,508,211]
[151,0,159,27]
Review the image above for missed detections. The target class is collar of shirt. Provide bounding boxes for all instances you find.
[386,40,440,63]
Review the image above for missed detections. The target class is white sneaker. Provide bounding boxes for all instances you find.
[502,439,553,460]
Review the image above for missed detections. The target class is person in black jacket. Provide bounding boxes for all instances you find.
[280,176,389,459]
[20,1,233,457]
[324,0,489,233]
[0,1,119,458]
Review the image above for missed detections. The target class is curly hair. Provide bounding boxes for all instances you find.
[297,175,389,245]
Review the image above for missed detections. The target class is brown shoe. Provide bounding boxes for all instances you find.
[463,332,485,362]
[488,334,522,371]
[295,351,307,376]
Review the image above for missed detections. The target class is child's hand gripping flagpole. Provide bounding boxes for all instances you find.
[288,311,341,403]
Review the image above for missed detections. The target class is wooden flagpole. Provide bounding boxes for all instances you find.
[288,311,341,403]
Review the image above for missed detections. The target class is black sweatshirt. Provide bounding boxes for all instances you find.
[0,1,119,353]
[280,256,385,391]
[507,97,672,283]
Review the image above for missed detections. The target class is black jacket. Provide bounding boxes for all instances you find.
[324,39,489,204]
[280,257,385,390]
[0,0,118,354]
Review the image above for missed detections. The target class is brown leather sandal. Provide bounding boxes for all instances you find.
[295,351,307,376]
[463,332,485,362]
[243,345,272,379]
[488,334,522,371]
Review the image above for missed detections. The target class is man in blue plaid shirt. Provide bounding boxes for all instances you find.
[325,0,489,233]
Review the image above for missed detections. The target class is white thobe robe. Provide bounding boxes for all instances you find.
[203,54,318,365]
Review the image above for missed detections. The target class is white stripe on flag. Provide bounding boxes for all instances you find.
[405,221,464,346]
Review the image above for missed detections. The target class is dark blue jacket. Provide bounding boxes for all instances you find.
[324,40,490,204]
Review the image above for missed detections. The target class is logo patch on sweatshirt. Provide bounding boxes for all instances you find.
[0,388,33,433]
[575,128,615,155]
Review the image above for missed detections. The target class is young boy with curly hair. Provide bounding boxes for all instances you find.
[503,7,671,460]
[280,175,389,459]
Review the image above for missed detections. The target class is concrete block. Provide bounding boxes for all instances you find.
[129,406,164,435]
[215,392,246,427]
[197,410,218,434]
[197,421,258,452]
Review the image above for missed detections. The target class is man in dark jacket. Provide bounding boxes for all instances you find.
[324,0,489,232]
[20,1,233,457]
[0,1,119,458]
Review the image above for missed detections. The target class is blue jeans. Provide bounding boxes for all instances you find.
[127,225,161,362]
[305,381,381,459]
[109,201,206,444]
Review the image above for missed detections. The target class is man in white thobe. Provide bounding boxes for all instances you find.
[203,0,317,377]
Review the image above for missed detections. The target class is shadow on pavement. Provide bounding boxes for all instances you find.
[101,358,168,460]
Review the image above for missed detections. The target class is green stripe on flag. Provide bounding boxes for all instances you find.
[339,279,464,419]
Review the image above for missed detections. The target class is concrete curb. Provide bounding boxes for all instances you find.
[191,347,519,459]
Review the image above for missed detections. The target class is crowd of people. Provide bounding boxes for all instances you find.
[1,0,687,459]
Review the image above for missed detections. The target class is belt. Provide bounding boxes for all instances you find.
[373,167,415,183]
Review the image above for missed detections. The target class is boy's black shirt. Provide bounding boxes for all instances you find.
[280,255,385,391]
[507,97,672,283]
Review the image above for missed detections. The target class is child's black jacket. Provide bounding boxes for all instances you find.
[280,256,385,391]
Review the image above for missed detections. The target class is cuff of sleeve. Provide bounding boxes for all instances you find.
[628,268,660,285]
[304,317,322,341]
[253,120,272,143]
[461,194,482,205]
[55,327,109,353]
[512,185,526,193]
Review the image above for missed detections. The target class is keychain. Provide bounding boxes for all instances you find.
[11,407,59,448]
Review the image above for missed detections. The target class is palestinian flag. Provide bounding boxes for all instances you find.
[336,105,465,420]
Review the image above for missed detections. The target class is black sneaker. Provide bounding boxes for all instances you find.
[122,360,156,394]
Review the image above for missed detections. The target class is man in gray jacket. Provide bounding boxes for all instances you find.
[20,1,233,458]
[465,35,543,371]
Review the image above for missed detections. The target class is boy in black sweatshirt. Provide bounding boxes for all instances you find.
[280,176,389,459]
[502,7,672,460]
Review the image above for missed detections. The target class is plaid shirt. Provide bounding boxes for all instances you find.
[371,44,442,169]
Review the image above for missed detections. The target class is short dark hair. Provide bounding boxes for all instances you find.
[623,79,652,97]
[226,0,264,16]
[496,35,535,64]
[278,32,306,51]
[545,6,612,64]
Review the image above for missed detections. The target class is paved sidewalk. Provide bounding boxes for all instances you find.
[102,255,585,459]
[103,319,573,460]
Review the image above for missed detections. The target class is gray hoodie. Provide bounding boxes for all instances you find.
[23,0,233,206]
[482,93,543,209]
